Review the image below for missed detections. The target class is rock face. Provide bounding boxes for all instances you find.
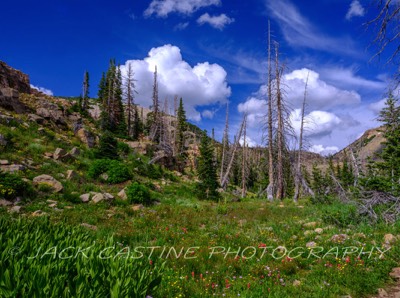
[0,61,30,93]
[76,128,96,148]
[36,101,66,126]
[0,88,30,113]
[0,62,31,113]
[33,174,63,193]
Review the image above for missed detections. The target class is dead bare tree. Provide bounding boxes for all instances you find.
[220,115,246,189]
[220,102,230,185]
[275,42,285,200]
[366,0,400,82]
[266,21,275,202]
[293,72,315,202]
[241,114,248,198]
[150,66,160,142]
[125,63,138,138]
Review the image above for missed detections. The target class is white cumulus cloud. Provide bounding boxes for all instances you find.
[30,84,53,96]
[144,0,220,17]
[120,44,231,121]
[197,13,234,30]
[290,109,342,138]
[309,144,339,156]
[346,0,365,20]
[282,68,361,110]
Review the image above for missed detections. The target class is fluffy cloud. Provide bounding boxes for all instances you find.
[197,13,234,30]
[236,68,372,152]
[120,44,231,121]
[346,0,365,20]
[282,68,361,110]
[290,109,342,138]
[369,99,386,115]
[237,97,266,127]
[30,84,53,96]
[309,144,339,156]
[239,136,258,147]
[144,0,220,17]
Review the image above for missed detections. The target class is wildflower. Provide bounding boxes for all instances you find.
[258,243,267,248]
[247,283,251,289]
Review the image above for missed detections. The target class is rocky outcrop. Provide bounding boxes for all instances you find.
[33,174,63,193]
[0,88,30,114]
[76,128,96,148]
[0,61,30,93]
[36,101,66,126]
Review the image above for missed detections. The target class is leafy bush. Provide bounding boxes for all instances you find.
[88,159,132,184]
[87,159,110,179]
[117,141,131,155]
[126,182,152,204]
[107,161,132,184]
[0,171,34,200]
[0,217,164,297]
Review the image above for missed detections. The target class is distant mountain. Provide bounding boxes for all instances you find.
[334,126,385,171]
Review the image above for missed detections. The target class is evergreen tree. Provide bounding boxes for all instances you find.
[95,131,119,160]
[340,157,354,189]
[132,105,143,140]
[375,91,400,193]
[197,130,220,201]
[175,98,187,155]
[98,60,127,136]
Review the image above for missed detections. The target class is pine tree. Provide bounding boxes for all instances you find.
[98,60,127,136]
[376,91,400,193]
[175,98,187,155]
[132,105,143,140]
[197,130,220,201]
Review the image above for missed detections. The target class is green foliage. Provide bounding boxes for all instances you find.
[98,60,127,136]
[88,159,132,184]
[87,159,110,179]
[196,130,220,201]
[0,171,34,200]
[0,217,164,297]
[367,91,400,194]
[126,182,152,204]
[107,162,132,184]
[321,201,361,228]
[95,131,118,160]
[176,98,187,155]
[130,157,164,179]
[117,141,130,156]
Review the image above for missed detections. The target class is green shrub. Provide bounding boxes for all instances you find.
[0,171,34,200]
[117,141,131,155]
[88,159,132,184]
[126,182,152,204]
[87,159,110,179]
[107,161,132,184]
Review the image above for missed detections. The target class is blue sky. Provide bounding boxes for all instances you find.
[1,0,398,154]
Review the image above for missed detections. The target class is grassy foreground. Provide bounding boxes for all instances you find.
[2,193,400,298]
